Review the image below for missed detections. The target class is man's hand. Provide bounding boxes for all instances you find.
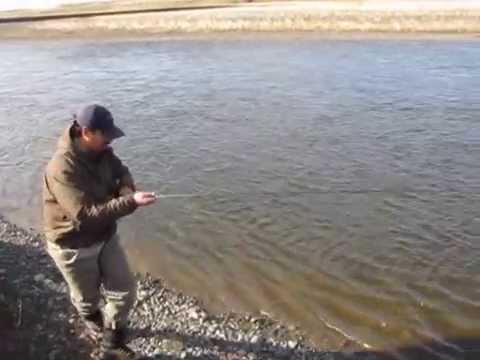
[133,192,157,207]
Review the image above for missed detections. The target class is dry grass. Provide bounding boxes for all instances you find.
[1,1,480,37]
[0,0,260,20]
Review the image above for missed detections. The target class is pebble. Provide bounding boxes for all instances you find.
[34,274,45,282]
[288,340,298,349]
[187,308,200,320]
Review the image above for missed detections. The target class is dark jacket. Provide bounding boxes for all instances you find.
[42,124,137,248]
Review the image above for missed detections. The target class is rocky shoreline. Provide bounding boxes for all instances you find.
[0,215,374,359]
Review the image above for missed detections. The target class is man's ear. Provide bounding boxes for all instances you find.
[81,127,93,140]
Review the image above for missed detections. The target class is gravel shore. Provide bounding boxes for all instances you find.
[0,215,375,359]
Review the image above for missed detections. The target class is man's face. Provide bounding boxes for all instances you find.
[82,128,112,153]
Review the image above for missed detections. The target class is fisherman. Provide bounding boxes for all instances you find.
[42,104,156,359]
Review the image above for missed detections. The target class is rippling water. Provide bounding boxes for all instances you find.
[1,34,479,358]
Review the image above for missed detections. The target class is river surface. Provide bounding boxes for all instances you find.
[0,34,479,358]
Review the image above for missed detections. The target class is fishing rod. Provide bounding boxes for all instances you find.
[152,187,473,199]
[154,193,207,199]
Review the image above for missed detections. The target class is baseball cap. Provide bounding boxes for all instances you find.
[74,104,125,140]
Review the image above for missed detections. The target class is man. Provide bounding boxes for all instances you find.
[42,104,156,359]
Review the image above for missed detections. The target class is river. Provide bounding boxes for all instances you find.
[0,34,479,358]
